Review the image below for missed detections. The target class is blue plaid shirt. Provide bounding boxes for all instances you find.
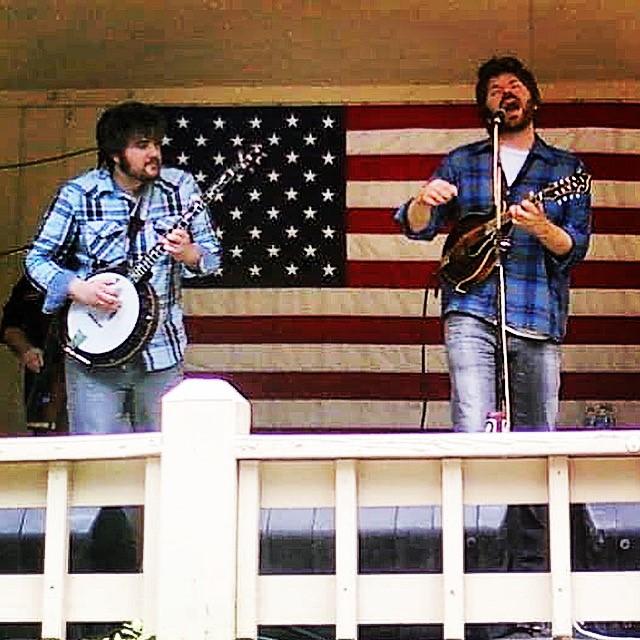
[25,167,222,371]
[395,134,591,342]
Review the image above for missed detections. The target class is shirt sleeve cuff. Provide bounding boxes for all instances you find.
[42,270,77,314]
[545,233,580,273]
[183,248,220,277]
[394,199,439,240]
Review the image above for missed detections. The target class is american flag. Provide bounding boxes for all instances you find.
[160,103,640,431]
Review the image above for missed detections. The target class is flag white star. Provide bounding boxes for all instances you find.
[194,171,207,182]
[322,151,336,165]
[322,188,335,202]
[215,227,224,239]
[176,152,189,165]
[194,134,208,146]
[214,267,224,277]
[303,207,317,220]
[285,188,298,201]
[267,244,281,258]
[285,226,299,238]
[249,117,262,129]
[249,264,262,277]
[230,245,243,258]
[248,189,261,202]
[213,117,225,129]
[286,113,299,127]
[161,135,172,146]
[303,132,317,146]
[323,263,337,277]
[230,207,243,220]
[266,207,280,220]
[322,115,335,128]
[213,192,224,202]
[231,135,244,147]
[268,133,281,145]
[177,116,189,128]
[303,170,317,183]
[285,263,299,275]
[213,152,225,165]
[303,245,317,258]
[248,226,262,239]
[322,226,336,239]
[267,170,280,182]
[286,150,299,164]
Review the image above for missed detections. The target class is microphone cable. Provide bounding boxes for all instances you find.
[0,147,96,172]
[419,281,432,430]
[0,244,29,258]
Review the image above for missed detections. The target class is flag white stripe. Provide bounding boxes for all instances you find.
[245,400,637,429]
[347,128,640,155]
[347,234,640,262]
[185,344,640,374]
[184,288,640,317]
[346,180,639,209]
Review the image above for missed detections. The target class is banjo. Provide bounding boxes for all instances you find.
[63,144,266,368]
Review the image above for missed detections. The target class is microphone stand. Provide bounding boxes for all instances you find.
[490,112,512,432]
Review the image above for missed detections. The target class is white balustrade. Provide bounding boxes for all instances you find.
[0,379,638,639]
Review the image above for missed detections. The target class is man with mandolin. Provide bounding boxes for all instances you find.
[395,56,592,433]
[25,102,222,434]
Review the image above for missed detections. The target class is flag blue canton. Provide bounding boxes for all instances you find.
[159,106,346,287]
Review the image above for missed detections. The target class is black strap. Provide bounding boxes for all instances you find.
[126,186,152,261]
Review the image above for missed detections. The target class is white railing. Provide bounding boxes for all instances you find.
[0,378,639,639]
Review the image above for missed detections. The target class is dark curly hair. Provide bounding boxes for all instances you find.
[96,101,166,172]
[475,56,541,122]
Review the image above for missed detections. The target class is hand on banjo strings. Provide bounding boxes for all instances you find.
[69,274,121,312]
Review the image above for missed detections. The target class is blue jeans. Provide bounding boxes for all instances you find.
[444,313,560,433]
[65,356,183,434]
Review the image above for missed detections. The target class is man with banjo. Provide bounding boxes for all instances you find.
[26,101,222,434]
[395,56,592,433]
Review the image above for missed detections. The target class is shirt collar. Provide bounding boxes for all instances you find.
[96,168,155,200]
[470,133,559,165]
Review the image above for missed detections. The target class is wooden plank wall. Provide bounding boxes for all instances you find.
[0,104,98,432]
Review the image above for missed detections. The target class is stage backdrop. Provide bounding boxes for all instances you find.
[157,102,640,430]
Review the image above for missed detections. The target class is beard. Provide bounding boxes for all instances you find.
[116,154,160,183]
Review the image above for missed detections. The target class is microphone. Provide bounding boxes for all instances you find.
[488,108,507,125]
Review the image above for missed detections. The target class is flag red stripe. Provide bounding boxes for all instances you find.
[591,208,640,234]
[185,316,640,345]
[346,103,640,131]
[347,155,441,181]
[346,208,640,235]
[347,153,640,182]
[347,208,423,233]
[346,261,640,289]
[185,371,640,401]
[185,316,444,345]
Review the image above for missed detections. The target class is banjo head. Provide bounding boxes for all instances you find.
[66,272,141,355]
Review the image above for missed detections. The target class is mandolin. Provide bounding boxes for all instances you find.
[437,171,591,293]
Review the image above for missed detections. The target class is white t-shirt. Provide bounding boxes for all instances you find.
[499,145,529,186]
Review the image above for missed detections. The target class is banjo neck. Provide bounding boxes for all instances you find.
[128,145,264,284]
